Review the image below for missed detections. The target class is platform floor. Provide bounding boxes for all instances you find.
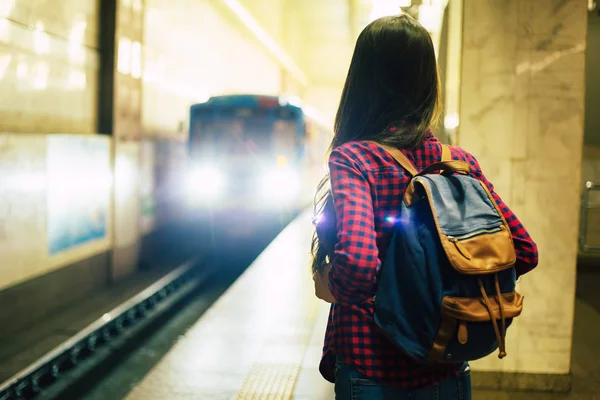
[123,211,600,400]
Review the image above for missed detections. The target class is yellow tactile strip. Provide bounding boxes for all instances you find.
[235,297,321,399]
[235,364,301,400]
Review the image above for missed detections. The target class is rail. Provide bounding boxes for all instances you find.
[580,181,600,254]
[0,258,205,400]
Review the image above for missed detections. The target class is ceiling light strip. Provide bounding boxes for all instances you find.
[221,0,309,86]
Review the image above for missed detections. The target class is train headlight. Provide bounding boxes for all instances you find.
[259,167,301,201]
[187,165,226,200]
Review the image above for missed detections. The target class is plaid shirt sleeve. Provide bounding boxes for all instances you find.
[458,150,539,276]
[327,147,379,306]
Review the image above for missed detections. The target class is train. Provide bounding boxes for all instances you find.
[184,94,332,236]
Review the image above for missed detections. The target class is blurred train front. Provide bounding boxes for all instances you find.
[185,94,331,236]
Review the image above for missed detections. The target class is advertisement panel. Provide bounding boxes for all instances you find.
[46,135,111,255]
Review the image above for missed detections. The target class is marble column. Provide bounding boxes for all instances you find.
[111,0,144,281]
[457,0,588,391]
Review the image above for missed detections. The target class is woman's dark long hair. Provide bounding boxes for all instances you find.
[311,14,442,274]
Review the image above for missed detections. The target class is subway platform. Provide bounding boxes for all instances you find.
[122,211,600,400]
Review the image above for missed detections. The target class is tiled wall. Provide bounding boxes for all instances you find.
[459,0,587,377]
[0,0,99,134]
[141,0,282,140]
[0,134,48,290]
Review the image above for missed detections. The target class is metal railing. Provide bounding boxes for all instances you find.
[579,181,600,254]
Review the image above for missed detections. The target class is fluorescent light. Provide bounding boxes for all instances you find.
[220,0,308,86]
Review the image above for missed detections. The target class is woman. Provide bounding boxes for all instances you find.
[311,14,539,400]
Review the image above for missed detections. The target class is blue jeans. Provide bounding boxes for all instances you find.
[334,359,472,400]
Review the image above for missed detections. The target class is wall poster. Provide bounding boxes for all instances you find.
[46,135,111,255]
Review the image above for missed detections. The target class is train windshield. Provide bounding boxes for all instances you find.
[190,106,300,162]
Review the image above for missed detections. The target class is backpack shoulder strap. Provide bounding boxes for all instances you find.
[375,143,419,177]
[441,144,451,162]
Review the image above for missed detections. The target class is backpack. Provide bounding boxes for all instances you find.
[372,143,522,365]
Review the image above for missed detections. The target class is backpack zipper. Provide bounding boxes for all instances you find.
[446,226,504,260]
[447,236,471,259]
[447,225,503,242]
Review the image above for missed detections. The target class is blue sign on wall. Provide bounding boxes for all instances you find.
[46,135,111,255]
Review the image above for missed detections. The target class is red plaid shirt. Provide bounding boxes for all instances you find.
[319,132,539,388]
